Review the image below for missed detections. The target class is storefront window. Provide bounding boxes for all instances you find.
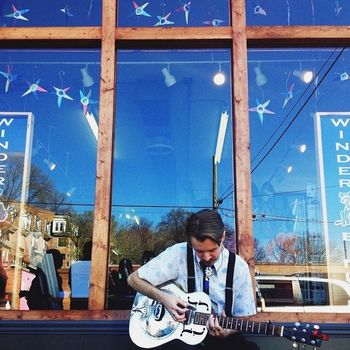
[0,0,102,27]
[0,49,100,311]
[246,0,350,26]
[108,49,234,309]
[249,47,350,312]
[117,1,230,27]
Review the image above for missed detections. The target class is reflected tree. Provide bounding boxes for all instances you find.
[156,209,190,245]
[265,233,299,263]
[1,157,69,213]
[65,211,93,260]
[254,238,267,262]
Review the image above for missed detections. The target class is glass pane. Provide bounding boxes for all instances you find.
[0,49,100,311]
[108,48,234,309]
[117,1,230,27]
[246,0,350,26]
[0,0,102,27]
[250,47,350,312]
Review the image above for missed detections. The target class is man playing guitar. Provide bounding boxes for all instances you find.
[128,209,257,349]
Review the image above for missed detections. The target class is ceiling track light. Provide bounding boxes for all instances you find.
[161,64,176,87]
[254,63,267,86]
[81,65,94,87]
[43,158,56,171]
[213,63,226,86]
[66,186,76,197]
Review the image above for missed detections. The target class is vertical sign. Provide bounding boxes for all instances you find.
[315,112,350,269]
[0,112,34,308]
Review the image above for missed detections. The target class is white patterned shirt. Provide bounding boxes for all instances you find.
[137,242,256,316]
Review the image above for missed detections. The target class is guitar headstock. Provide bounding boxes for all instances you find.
[283,322,329,348]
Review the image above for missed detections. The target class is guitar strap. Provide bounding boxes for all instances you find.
[186,243,236,317]
[225,251,235,317]
[187,243,195,293]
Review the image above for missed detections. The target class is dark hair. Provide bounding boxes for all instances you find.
[186,209,224,245]
[46,249,63,269]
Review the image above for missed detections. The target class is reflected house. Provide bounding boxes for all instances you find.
[0,202,55,306]
[0,203,55,267]
[47,215,75,270]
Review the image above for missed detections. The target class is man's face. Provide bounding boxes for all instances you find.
[189,235,223,266]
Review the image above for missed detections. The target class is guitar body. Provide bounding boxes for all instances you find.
[129,283,211,348]
[129,283,328,349]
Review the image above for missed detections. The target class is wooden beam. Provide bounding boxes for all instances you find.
[231,1,255,271]
[0,27,101,40]
[1,25,350,43]
[115,27,232,40]
[88,0,116,310]
[247,25,350,40]
[1,309,349,324]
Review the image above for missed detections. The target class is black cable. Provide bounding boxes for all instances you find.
[218,47,346,205]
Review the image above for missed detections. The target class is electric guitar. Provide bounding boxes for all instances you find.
[129,283,329,349]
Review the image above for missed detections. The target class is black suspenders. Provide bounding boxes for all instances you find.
[187,243,195,293]
[225,251,236,317]
[186,243,236,317]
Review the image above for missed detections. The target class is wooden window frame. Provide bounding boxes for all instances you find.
[0,0,348,323]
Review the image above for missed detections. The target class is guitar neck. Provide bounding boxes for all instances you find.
[194,312,283,337]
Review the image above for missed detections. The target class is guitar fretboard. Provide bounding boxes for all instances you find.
[193,312,283,337]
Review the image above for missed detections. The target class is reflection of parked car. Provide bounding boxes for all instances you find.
[256,275,350,312]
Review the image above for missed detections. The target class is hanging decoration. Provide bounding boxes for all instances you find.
[334,1,343,17]
[133,1,152,17]
[254,5,267,16]
[0,63,18,93]
[335,72,350,81]
[176,1,191,25]
[60,5,74,21]
[282,82,295,109]
[154,12,174,26]
[54,87,74,107]
[203,18,224,26]
[22,79,48,98]
[4,5,30,21]
[249,99,275,124]
[53,71,73,108]
[80,90,98,115]
[253,1,267,16]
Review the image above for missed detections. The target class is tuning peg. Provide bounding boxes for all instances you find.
[313,325,320,330]
[293,322,300,331]
[292,342,298,348]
